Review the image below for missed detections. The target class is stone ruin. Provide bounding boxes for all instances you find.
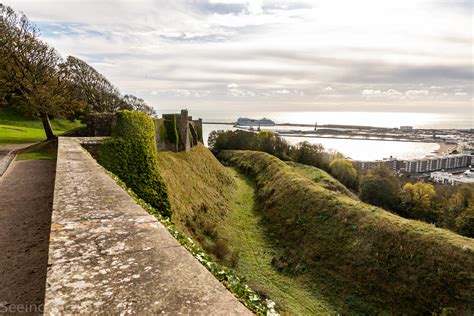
[85,109,203,152]
[84,113,117,137]
[155,109,203,152]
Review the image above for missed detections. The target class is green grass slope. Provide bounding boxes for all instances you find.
[286,161,357,199]
[221,171,338,315]
[219,150,474,315]
[156,144,236,253]
[0,107,83,145]
[156,144,340,314]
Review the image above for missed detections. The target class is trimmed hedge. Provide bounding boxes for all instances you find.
[98,110,170,216]
[219,150,474,314]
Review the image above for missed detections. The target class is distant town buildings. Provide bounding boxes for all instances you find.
[352,154,473,174]
[400,126,413,132]
[430,169,474,185]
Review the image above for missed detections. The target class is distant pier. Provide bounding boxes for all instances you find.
[202,121,473,146]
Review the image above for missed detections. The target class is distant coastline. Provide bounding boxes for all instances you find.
[434,142,458,155]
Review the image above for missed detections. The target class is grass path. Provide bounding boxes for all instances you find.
[222,169,337,315]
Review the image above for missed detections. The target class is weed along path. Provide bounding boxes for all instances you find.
[223,169,337,315]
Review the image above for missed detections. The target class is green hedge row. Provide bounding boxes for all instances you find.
[98,110,170,217]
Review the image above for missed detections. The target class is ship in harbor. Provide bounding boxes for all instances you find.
[235,117,276,127]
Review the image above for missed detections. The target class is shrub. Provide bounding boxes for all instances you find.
[455,207,474,237]
[208,130,339,170]
[400,182,437,221]
[328,158,358,190]
[359,165,400,212]
[97,110,170,216]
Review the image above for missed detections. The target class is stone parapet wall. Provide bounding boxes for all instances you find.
[84,113,117,136]
[44,137,250,314]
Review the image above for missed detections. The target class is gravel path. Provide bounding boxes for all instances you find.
[0,160,56,314]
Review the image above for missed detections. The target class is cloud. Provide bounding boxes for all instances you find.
[227,83,239,88]
[4,0,471,112]
[362,89,402,96]
[405,90,430,96]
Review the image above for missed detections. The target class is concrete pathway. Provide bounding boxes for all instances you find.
[0,159,56,314]
[45,137,251,315]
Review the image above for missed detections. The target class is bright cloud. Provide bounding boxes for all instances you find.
[4,0,472,113]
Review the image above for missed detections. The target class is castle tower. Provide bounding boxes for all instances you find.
[178,109,191,151]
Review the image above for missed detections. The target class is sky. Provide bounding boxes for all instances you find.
[4,0,473,114]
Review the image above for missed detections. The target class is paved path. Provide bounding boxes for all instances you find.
[45,137,251,314]
[0,143,36,155]
[0,159,56,314]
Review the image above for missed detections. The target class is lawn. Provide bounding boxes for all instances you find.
[0,107,84,146]
[0,124,49,145]
[0,107,83,131]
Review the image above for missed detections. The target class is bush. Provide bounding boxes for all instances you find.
[208,130,338,170]
[359,165,400,212]
[328,158,358,190]
[455,207,474,237]
[97,110,170,216]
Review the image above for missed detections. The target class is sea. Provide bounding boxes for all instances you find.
[156,110,473,161]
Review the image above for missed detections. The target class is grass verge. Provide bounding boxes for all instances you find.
[16,141,57,160]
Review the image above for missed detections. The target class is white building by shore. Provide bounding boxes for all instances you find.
[430,169,474,185]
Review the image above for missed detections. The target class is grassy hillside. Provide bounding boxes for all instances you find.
[156,144,236,254]
[286,161,357,199]
[219,150,474,315]
[156,145,341,314]
[220,171,338,315]
[0,107,83,145]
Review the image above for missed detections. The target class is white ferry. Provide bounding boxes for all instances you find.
[236,117,276,126]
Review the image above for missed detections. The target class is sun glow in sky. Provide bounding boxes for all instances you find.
[5,0,473,113]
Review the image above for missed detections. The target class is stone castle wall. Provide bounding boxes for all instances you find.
[86,110,202,152]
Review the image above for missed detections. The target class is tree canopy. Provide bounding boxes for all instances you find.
[0,4,86,138]
[329,158,358,190]
[0,4,156,139]
[60,56,122,113]
[359,165,400,211]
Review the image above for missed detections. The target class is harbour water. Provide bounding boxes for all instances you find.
[157,110,473,161]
